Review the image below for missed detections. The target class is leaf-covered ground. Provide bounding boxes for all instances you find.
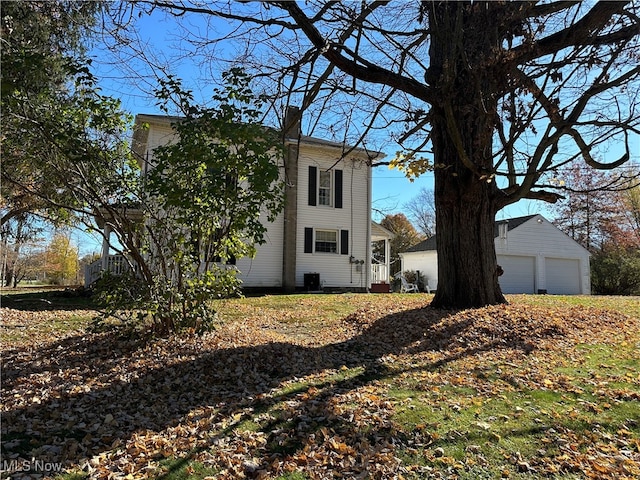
[1,294,639,479]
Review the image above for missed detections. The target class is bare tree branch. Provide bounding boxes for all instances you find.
[270,1,437,105]
[511,1,637,64]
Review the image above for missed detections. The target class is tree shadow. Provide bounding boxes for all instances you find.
[1,289,95,312]
[1,304,557,477]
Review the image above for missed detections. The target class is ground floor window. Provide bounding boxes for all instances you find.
[304,227,349,255]
[315,229,338,253]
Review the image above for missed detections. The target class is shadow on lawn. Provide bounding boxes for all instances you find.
[1,288,95,312]
[1,304,549,477]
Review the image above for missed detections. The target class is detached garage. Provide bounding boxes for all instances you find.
[400,214,591,295]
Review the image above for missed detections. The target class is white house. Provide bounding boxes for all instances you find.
[399,214,591,295]
[86,109,392,292]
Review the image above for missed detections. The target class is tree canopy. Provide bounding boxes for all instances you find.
[1,0,102,226]
[44,232,79,286]
[115,1,639,307]
[1,1,105,288]
[380,213,424,277]
[404,187,436,238]
[551,164,640,295]
[2,3,284,332]
[550,164,638,251]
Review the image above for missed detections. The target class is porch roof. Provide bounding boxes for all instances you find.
[371,222,394,241]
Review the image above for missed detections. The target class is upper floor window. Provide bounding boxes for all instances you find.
[308,165,343,208]
[318,170,332,206]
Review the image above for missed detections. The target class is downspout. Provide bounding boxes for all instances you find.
[350,161,355,286]
[366,160,372,292]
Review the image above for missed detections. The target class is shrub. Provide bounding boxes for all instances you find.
[591,247,640,295]
[92,267,241,335]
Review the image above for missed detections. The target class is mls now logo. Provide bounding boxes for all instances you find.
[1,458,63,474]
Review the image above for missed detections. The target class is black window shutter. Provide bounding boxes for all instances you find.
[340,229,349,255]
[304,228,313,253]
[308,166,317,206]
[334,169,343,208]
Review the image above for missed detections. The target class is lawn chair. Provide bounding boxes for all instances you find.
[397,274,419,293]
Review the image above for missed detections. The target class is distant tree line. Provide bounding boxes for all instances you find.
[550,164,640,295]
[383,171,640,296]
[0,229,92,287]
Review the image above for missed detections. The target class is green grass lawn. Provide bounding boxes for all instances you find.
[1,287,96,344]
[1,291,638,479]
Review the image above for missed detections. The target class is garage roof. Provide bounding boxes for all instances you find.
[404,215,538,252]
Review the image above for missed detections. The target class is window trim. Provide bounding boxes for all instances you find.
[318,170,333,207]
[308,166,343,209]
[314,228,338,253]
[304,227,349,255]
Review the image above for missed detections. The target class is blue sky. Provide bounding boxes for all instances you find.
[78,6,634,253]
[80,11,448,254]
[86,11,447,218]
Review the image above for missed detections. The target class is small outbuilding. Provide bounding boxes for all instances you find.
[399,214,591,295]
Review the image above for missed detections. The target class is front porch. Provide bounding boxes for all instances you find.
[370,264,391,292]
[85,255,130,287]
[85,205,144,288]
[87,220,395,293]
[370,222,393,293]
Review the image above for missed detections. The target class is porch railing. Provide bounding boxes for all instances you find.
[84,255,130,287]
[371,263,389,283]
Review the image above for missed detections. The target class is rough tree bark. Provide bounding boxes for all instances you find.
[427,2,507,306]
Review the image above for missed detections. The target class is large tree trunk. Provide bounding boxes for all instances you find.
[428,2,507,308]
[431,165,505,308]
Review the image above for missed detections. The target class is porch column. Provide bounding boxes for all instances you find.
[385,238,391,281]
[101,224,111,271]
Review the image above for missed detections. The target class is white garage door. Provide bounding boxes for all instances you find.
[497,255,535,294]
[546,258,581,294]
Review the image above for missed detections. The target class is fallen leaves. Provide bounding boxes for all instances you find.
[1,294,639,478]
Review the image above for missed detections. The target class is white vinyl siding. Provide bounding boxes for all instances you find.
[235,213,285,287]
[139,118,286,288]
[141,123,178,172]
[297,149,370,288]
[400,251,439,290]
[496,216,590,294]
[137,115,375,290]
[401,215,591,295]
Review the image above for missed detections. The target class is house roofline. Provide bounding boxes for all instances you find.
[132,113,384,161]
[284,135,384,160]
